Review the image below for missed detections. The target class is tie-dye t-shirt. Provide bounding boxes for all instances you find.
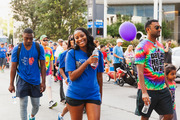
[135,39,166,90]
[44,46,54,75]
[168,81,176,110]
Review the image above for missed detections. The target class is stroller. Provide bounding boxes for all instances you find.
[107,57,137,87]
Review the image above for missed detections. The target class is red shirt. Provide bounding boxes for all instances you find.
[102,51,107,60]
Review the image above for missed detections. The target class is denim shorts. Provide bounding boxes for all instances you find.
[135,88,173,117]
[16,75,42,98]
[66,97,101,106]
[0,58,6,66]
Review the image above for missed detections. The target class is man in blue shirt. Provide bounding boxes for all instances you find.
[8,28,46,120]
[113,39,124,85]
[0,42,7,73]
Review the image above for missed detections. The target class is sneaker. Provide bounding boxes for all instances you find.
[61,100,66,104]
[116,79,120,85]
[49,100,57,109]
[1,69,4,73]
[113,81,118,85]
[58,113,64,120]
[29,114,35,120]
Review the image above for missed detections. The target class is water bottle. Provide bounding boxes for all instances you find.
[91,48,99,67]
[142,97,151,114]
[12,92,17,104]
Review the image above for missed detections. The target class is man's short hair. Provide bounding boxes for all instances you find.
[145,19,158,33]
[23,28,33,34]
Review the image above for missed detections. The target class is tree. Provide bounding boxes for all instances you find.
[107,14,132,38]
[10,0,40,38]
[134,23,146,35]
[10,0,87,40]
[36,0,87,40]
[162,21,172,39]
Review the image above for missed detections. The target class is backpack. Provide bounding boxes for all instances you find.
[17,42,40,71]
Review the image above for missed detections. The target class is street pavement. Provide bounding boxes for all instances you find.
[0,68,179,120]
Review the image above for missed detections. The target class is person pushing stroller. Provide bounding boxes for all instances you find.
[113,39,125,85]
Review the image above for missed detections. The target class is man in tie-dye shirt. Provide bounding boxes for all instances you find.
[40,35,57,109]
[135,19,173,120]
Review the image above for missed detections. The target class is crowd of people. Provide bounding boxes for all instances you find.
[0,19,176,120]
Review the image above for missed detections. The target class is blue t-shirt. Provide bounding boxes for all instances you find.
[59,50,69,81]
[65,49,104,101]
[113,45,123,63]
[11,42,45,85]
[0,47,7,58]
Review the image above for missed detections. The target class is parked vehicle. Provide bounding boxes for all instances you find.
[172,47,180,78]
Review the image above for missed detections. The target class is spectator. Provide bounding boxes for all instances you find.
[100,45,110,67]
[113,39,124,85]
[0,42,7,73]
[159,64,177,120]
[8,28,46,120]
[49,40,54,50]
[58,35,75,120]
[40,35,57,109]
[164,39,172,66]
[124,45,135,65]
[65,27,104,120]
[57,41,68,103]
[54,39,64,67]
[94,40,100,49]
[135,19,173,120]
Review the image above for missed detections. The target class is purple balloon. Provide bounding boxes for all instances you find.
[119,22,137,41]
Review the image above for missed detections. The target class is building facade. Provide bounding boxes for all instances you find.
[96,0,180,43]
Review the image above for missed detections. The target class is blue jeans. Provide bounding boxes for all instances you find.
[20,96,40,120]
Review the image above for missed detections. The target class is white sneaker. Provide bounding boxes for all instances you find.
[58,113,64,120]
[49,100,57,109]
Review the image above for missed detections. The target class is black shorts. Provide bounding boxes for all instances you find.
[113,63,125,72]
[66,97,101,106]
[16,75,42,98]
[135,88,173,117]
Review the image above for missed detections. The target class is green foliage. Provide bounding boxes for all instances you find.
[96,37,140,50]
[162,21,172,39]
[134,23,146,34]
[10,0,87,40]
[107,14,132,38]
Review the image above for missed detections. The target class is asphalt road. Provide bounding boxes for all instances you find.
[0,68,179,120]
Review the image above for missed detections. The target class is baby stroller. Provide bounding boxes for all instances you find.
[107,58,137,87]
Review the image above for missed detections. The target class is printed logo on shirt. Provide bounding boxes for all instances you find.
[29,57,34,65]
[21,57,28,65]
[76,59,88,69]
[150,52,164,72]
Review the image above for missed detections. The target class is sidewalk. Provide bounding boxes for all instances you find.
[0,68,179,120]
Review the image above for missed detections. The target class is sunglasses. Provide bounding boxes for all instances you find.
[154,26,161,30]
[43,40,49,42]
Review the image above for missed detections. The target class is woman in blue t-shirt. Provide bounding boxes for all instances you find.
[65,27,104,120]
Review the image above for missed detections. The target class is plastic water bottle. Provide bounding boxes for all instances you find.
[142,97,151,114]
[91,48,99,67]
[12,92,17,104]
